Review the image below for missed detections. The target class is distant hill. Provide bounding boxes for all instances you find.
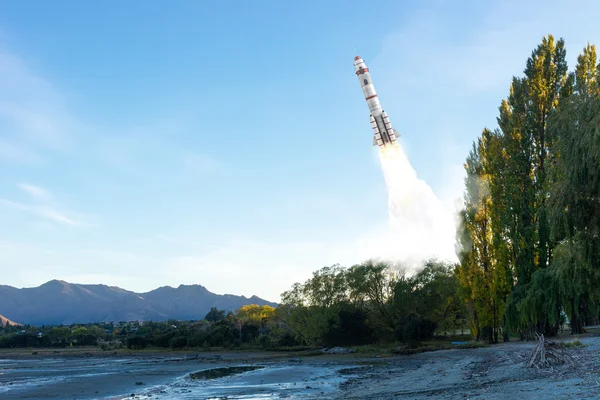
[0,280,277,326]
[0,314,19,327]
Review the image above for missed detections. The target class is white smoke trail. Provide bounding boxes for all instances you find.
[363,145,459,268]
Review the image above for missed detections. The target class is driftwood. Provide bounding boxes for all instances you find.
[525,333,574,368]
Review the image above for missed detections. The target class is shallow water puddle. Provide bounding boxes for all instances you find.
[130,364,360,399]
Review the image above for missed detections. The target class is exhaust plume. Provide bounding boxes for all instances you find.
[371,145,459,268]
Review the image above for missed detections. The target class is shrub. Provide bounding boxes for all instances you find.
[169,336,187,349]
[396,313,437,343]
[323,306,375,347]
[126,336,149,349]
[153,332,175,348]
[257,334,271,349]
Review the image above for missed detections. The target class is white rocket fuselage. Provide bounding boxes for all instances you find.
[353,56,399,149]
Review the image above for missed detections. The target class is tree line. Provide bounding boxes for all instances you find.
[0,259,466,350]
[456,35,600,343]
[277,259,465,347]
[0,304,284,350]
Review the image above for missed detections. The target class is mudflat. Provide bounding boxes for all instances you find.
[2,336,600,399]
[0,348,355,399]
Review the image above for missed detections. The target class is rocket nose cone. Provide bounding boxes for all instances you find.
[354,55,361,61]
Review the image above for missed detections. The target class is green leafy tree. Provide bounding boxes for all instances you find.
[205,307,226,322]
[547,43,600,333]
[457,36,600,340]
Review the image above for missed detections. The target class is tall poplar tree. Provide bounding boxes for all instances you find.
[458,35,573,338]
[547,43,600,333]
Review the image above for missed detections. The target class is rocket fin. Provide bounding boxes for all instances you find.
[373,136,378,146]
[394,129,400,138]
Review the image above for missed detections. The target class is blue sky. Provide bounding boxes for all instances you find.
[1,0,599,302]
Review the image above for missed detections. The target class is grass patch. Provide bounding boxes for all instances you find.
[437,334,476,342]
[348,337,487,357]
[292,349,325,357]
[266,346,316,352]
[563,339,585,348]
[351,343,399,355]
[454,342,488,349]
[189,365,265,380]
[420,340,486,349]
[392,341,487,355]
[393,346,440,355]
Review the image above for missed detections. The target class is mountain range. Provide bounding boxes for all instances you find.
[0,314,19,327]
[0,280,277,326]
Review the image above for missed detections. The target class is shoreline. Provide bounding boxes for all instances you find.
[0,345,378,364]
[3,337,600,399]
[0,331,591,361]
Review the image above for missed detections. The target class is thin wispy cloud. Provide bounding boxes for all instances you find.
[0,198,87,227]
[0,182,95,227]
[18,183,51,200]
[36,207,85,227]
[0,47,72,161]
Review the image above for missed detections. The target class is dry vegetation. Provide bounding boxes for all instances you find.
[524,334,575,369]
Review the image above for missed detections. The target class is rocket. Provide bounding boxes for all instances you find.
[353,56,399,149]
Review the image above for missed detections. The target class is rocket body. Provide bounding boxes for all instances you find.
[353,56,399,149]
